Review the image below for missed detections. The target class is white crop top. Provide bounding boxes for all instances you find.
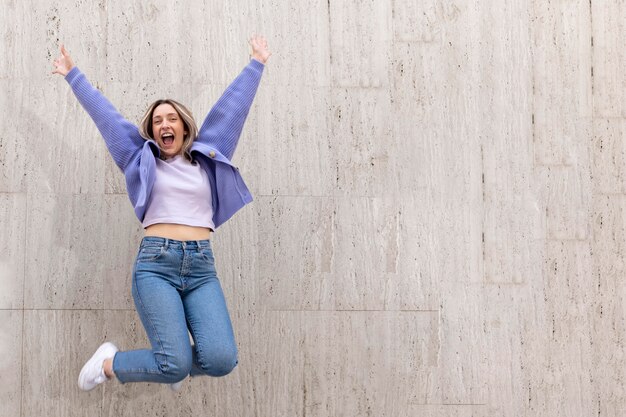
[142,155,215,230]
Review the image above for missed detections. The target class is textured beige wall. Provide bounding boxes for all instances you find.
[0,0,624,416]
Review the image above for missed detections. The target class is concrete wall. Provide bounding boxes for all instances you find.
[1,0,624,416]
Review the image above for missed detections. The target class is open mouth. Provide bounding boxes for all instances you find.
[161,133,174,146]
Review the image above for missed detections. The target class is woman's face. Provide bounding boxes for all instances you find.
[152,103,187,158]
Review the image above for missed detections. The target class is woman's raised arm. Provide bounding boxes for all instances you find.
[52,45,146,171]
[195,35,271,161]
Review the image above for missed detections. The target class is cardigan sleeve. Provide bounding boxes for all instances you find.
[65,67,145,171]
[196,59,264,160]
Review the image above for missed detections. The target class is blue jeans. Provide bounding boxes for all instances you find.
[112,237,238,383]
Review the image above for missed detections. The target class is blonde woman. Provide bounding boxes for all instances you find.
[52,36,270,391]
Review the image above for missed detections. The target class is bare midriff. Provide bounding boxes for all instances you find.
[144,223,212,241]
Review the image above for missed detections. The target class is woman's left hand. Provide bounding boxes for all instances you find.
[249,35,271,64]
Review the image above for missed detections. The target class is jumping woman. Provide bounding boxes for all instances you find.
[52,36,270,391]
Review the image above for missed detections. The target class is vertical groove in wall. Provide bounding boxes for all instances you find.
[321,205,334,274]
[589,2,597,414]
[326,0,332,81]
[589,0,594,111]
[19,194,27,417]
[302,362,307,417]
[435,308,442,368]
[383,206,398,308]
[103,0,109,83]
[530,0,536,168]
[480,144,486,281]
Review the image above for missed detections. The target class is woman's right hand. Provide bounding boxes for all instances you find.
[249,35,271,64]
[52,44,75,76]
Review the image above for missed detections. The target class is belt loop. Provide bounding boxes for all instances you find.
[164,238,169,250]
[196,240,201,250]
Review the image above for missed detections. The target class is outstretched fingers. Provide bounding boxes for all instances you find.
[51,44,75,76]
[249,34,266,47]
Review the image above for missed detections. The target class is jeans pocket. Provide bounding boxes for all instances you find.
[136,245,165,263]
[199,248,215,265]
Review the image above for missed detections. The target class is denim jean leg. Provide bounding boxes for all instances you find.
[113,249,192,384]
[183,247,238,377]
[184,277,238,377]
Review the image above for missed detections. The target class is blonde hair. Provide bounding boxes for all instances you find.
[139,99,199,161]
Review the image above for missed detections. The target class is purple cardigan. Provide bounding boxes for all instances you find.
[65,59,264,229]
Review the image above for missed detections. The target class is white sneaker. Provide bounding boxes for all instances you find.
[170,379,184,392]
[78,342,118,391]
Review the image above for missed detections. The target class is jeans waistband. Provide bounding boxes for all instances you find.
[140,236,211,250]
